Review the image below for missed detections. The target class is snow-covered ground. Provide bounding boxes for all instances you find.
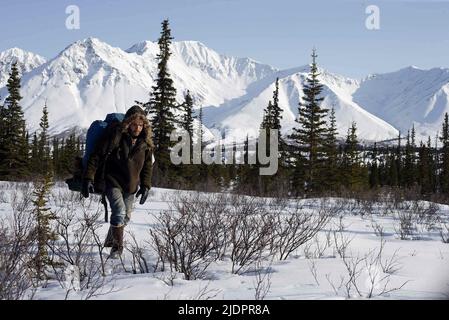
[0,181,448,300]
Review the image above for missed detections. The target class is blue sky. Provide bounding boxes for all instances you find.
[1,0,448,79]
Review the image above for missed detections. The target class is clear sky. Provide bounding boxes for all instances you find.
[1,0,448,79]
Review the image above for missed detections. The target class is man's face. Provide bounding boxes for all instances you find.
[129,120,144,138]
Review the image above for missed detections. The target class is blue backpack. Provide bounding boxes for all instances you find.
[82,113,125,169]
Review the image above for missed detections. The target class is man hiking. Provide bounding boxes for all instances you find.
[82,105,154,259]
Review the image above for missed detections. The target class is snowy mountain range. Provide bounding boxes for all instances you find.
[1,37,449,143]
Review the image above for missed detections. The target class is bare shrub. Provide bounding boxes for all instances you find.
[125,232,151,274]
[303,235,329,259]
[189,282,221,300]
[47,200,112,299]
[370,219,385,237]
[149,192,226,280]
[393,210,417,240]
[412,201,441,233]
[271,198,339,261]
[252,259,273,300]
[0,187,37,300]
[308,260,320,286]
[227,195,273,274]
[378,238,402,275]
[327,231,410,299]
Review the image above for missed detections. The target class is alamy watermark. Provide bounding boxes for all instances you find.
[365,5,380,30]
[66,5,80,30]
[170,128,279,176]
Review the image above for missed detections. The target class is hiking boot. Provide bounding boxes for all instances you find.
[104,226,114,247]
[109,225,124,259]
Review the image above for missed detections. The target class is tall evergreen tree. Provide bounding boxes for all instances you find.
[37,103,52,176]
[402,130,416,188]
[180,90,195,141]
[31,133,39,173]
[322,106,339,191]
[0,62,28,180]
[258,78,286,195]
[32,170,57,279]
[428,136,438,194]
[18,124,30,178]
[196,105,209,188]
[181,90,195,162]
[60,134,79,176]
[144,19,179,185]
[369,142,380,188]
[268,78,284,143]
[341,122,366,190]
[395,132,403,187]
[418,140,432,195]
[439,113,449,193]
[288,49,328,194]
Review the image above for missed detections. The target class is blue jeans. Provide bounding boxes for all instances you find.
[105,187,135,226]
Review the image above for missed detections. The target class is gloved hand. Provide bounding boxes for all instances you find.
[136,186,149,205]
[81,179,95,198]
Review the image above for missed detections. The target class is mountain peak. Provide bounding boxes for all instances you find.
[126,40,158,55]
[0,47,46,86]
[0,47,46,63]
[71,37,111,50]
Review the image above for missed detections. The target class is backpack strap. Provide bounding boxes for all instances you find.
[101,193,109,223]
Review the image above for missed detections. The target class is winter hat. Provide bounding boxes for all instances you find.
[125,105,146,119]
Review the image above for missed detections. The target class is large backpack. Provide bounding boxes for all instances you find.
[66,113,125,222]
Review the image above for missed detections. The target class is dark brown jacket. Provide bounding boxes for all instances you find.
[84,119,154,194]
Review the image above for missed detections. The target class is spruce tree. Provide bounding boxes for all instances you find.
[259,78,286,195]
[60,133,78,176]
[428,136,438,194]
[395,132,403,187]
[402,130,415,188]
[418,140,432,195]
[0,62,28,180]
[178,90,196,185]
[439,113,449,193]
[342,122,365,190]
[268,78,284,144]
[144,19,179,186]
[323,107,339,192]
[32,170,57,279]
[38,103,52,176]
[195,105,209,188]
[181,90,195,140]
[369,142,380,188]
[18,123,30,178]
[288,49,328,194]
[31,133,39,173]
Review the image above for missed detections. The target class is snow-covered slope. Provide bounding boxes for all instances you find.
[353,66,449,141]
[204,66,399,143]
[3,38,156,133]
[127,40,277,107]
[0,37,277,135]
[1,38,448,143]
[0,48,46,88]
